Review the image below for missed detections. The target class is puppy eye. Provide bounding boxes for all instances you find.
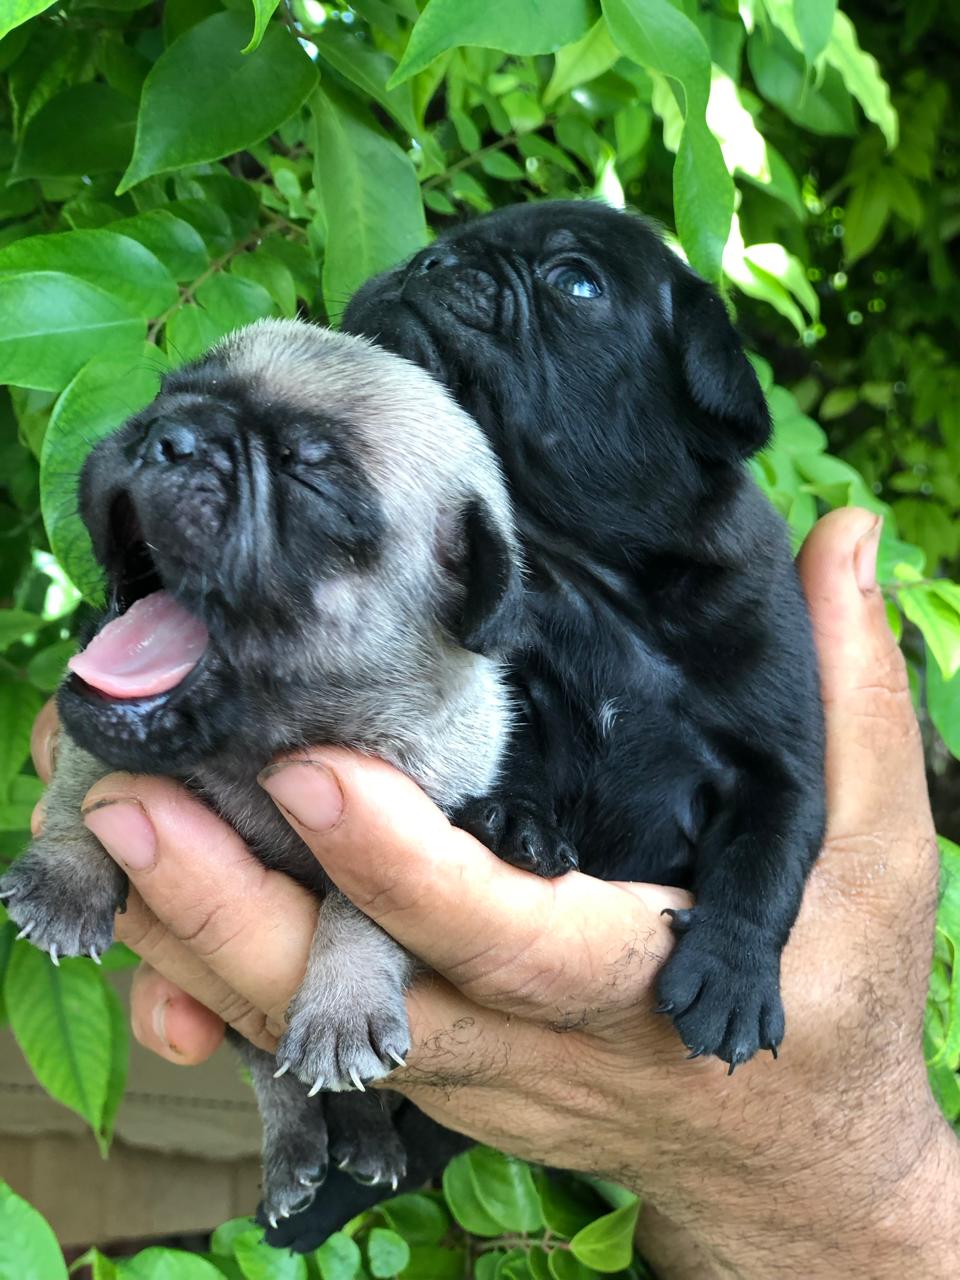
[278,440,331,466]
[544,264,602,299]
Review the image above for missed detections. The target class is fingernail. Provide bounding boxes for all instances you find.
[83,799,157,871]
[258,760,344,833]
[854,515,883,594]
[152,998,172,1051]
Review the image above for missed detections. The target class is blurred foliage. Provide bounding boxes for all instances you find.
[0,0,958,1270]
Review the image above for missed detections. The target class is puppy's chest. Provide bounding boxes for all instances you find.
[188,764,331,894]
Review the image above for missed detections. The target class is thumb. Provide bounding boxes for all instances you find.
[796,508,934,892]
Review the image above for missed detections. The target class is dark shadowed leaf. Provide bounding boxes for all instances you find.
[13,83,136,180]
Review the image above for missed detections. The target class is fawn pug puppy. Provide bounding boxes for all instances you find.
[0,319,525,1223]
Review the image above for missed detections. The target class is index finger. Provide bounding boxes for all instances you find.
[259,751,686,1025]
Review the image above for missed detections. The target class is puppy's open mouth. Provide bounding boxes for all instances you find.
[68,494,209,701]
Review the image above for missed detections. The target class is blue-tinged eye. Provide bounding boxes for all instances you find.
[545,264,602,298]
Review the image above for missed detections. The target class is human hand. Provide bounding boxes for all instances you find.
[31,508,960,1276]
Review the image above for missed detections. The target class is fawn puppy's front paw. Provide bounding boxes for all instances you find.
[0,841,126,965]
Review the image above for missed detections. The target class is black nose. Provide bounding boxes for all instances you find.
[143,420,197,465]
[409,244,460,276]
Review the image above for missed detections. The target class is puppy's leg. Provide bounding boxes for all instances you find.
[236,1037,330,1227]
[0,733,127,962]
[276,890,412,1093]
[456,703,578,878]
[656,772,825,1070]
[326,1090,407,1189]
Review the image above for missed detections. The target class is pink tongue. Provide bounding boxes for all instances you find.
[68,591,209,699]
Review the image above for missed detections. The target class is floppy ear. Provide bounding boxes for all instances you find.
[671,269,771,460]
[445,499,525,657]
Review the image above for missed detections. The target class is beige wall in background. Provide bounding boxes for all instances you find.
[0,972,264,1246]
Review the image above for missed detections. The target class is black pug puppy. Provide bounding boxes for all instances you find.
[343,199,826,1068]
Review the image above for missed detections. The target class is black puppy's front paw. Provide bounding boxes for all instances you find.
[457,795,578,878]
[656,909,785,1071]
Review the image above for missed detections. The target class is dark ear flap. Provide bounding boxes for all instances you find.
[445,499,525,657]
[671,269,771,459]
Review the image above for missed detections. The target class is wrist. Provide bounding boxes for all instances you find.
[659,1084,960,1278]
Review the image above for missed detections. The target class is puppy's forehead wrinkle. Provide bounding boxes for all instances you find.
[216,318,515,552]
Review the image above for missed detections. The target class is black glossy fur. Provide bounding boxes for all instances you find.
[344,200,826,1068]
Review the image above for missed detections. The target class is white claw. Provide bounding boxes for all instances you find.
[387,1050,407,1069]
[349,1068,365,1092]
[337,1158,350,1171]
[280,1208,290,1219]
[298,1175,316,1187]
[268,1214,278,1230]
[391,1174,399,1192]
[273,1061,291,1078]
[0,889,15,900]
[49,945,59,967]
[89,948,101,966]
[15,922,34,941]
[307,1075,324,1097]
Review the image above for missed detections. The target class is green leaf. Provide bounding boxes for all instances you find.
[378,1193,450,1245]
[844,174,890,264]
[535,1171,607,1239]
[792,0,836,64]
[0,230,178,317]
[41,353,161,599]
[0,681,43,792]
[70,1250,119,1280]
[311,87,427,322]
[314,1232,362,1280]
[545,19,621,104]
[119,12,317,192]
[0,1181,67,1280]
[118,1249,224,1280]
[13,84,136,181]
[602,0,732,282]
[899,583,960,680]
[4,948,114,1133]
[244,0,282,54]
[466,1147,544,1233]
[548,1253,600,1280]
[232,1227,307,1279]
[823,11,897,149]
[0,273,145,393]
[26,638,78,692]
[210,1217,258,1257]
[928,662,960,760]
[366,1228,411,1278]
[0,610,42,652]
[392,0,595,85]
[399,1247,465,1280]
[314,25,418,138]
[441,1152,504,1236]
[108,210,209,283]
[0,777,43,832]
[0,2,57,41]
[569,1202,640,1272]
[232,251,298,317]
[97,979,129,1155]
[747,27,855,137]
[474,1254,504,1280]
